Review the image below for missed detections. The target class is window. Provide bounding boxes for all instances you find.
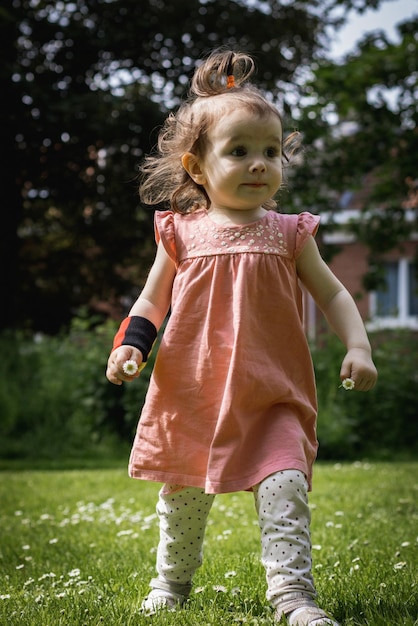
[369,259,418,329]
[409,262,418,316]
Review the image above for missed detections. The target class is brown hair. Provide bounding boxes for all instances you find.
[139,50,300,213]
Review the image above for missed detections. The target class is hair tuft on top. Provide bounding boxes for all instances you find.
[190,50,255,97]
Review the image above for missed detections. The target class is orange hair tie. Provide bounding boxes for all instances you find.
[227,75,235,89]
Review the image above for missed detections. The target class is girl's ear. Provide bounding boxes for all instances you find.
[181,153,207,185]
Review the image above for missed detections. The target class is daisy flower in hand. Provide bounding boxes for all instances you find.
[122,360,139,376]
[340,378,355,390]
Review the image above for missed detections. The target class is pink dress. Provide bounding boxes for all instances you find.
[129,208,320,494]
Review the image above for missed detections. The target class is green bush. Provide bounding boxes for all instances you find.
[0,314,153,461]
[1,317,417,462]
[312,330,418,460]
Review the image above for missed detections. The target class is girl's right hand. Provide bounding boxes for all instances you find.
[106,346,143,385]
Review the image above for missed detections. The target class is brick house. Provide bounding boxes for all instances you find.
[303,202,418,339]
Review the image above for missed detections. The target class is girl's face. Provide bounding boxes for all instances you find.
[182,107,283,221]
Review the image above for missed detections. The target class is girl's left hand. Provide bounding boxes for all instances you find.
[340,348,378,392]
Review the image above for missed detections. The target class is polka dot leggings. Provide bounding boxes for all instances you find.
[148,470,316,615]
[253,470,317,615]
[149,485,215,599]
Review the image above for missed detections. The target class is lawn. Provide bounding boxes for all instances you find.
[0,462,417,625]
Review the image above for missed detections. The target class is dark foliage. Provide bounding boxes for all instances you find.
[1,0,388,333]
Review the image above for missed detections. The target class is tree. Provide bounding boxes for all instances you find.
[282,16,418,279]
[2,0,388,332]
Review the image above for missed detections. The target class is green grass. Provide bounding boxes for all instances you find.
[0,462,417,625]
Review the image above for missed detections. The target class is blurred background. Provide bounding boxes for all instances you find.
[1,0,417,465]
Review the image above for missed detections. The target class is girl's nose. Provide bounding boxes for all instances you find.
[250,160,266,173]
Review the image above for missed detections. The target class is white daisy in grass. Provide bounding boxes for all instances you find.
[393,561,407,570]
[68,568,81,578]
[123,360,139,375]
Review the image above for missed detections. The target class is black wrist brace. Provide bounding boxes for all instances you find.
[112,316,157,362]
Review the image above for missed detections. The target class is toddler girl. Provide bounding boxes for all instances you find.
[106,50,377,625]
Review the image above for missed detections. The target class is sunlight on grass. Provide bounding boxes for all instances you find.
[0,463,417,625]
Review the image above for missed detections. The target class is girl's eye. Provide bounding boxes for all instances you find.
[231,146,247,157]
[266,147,280,158]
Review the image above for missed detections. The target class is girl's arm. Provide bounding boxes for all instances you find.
[296,236,378,391]
[106,241,177,385]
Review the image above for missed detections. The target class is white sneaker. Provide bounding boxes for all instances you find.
[141,588,186,616]
[286,606,340,626]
